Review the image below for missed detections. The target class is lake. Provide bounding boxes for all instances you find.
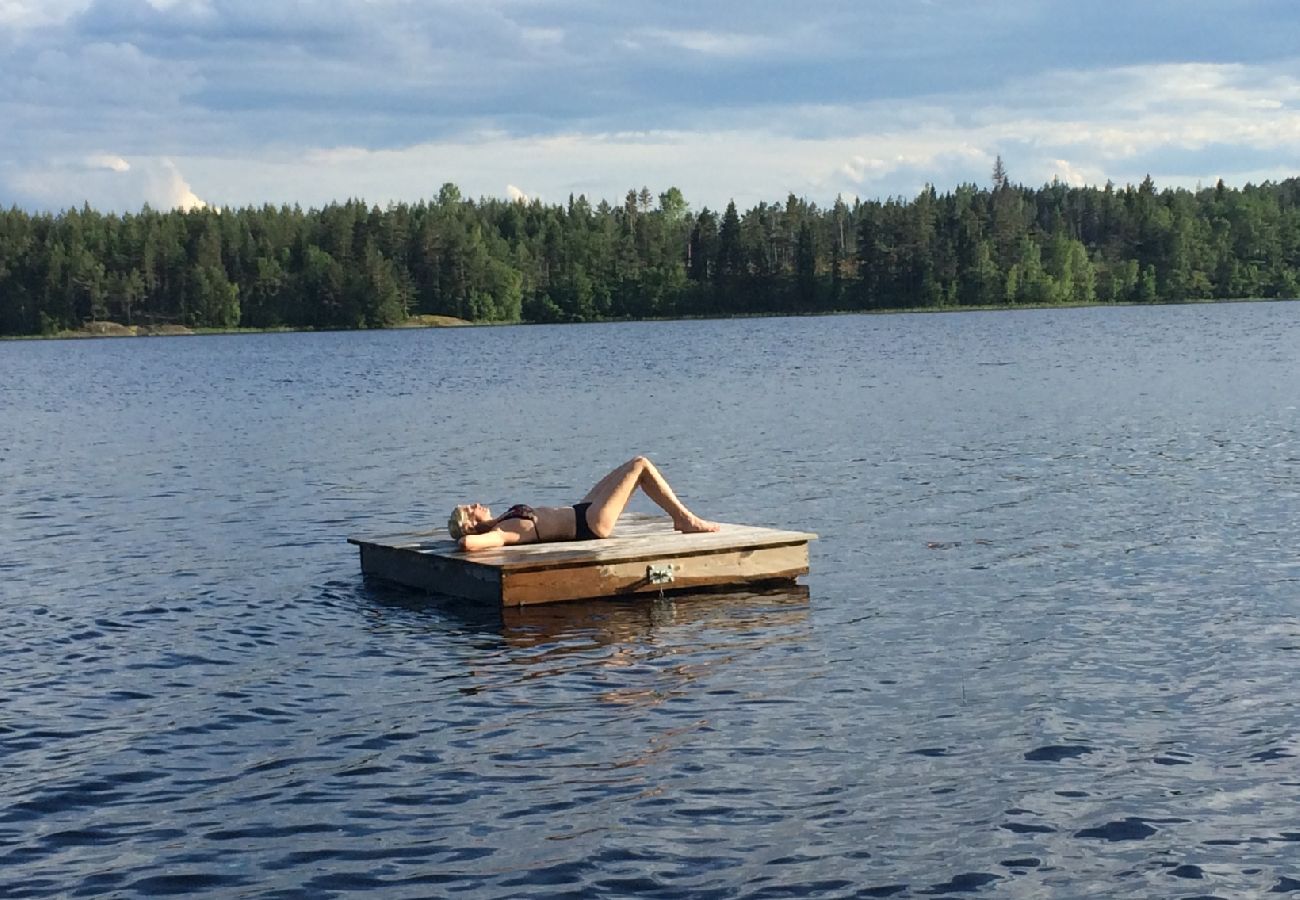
[2,302,1298,898]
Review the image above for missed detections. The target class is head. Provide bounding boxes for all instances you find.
[447,503,492,540]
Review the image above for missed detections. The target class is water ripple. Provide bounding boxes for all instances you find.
[1,306,1298,896]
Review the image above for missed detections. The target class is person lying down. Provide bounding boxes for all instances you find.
[447,456,719,553]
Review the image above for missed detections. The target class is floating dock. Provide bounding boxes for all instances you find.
[349,515,816,606]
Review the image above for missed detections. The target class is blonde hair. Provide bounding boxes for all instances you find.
[448,506,475,540]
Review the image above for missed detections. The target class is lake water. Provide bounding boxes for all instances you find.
[2,302,1298,898]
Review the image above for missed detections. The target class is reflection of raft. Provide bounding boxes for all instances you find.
[499,584,811,638]
[348,515,817,606]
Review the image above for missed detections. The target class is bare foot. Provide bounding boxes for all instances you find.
[674,515,720,534]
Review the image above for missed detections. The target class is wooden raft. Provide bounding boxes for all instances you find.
[348,514,816,606]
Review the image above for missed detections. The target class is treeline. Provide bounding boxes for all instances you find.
[2,171,1299,336]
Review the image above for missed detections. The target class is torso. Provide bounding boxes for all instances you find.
[495,505,577,543]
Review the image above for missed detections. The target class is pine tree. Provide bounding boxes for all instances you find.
[992,155,1009,191]
[796,220,817,308]
[716,201,743,281]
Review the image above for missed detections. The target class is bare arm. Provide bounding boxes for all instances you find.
[458,528,522,553]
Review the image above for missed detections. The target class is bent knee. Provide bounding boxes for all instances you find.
[628,454,651,469]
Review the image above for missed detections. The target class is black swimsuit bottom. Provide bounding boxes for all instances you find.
[571,502,597,541]
[499,503,598,542]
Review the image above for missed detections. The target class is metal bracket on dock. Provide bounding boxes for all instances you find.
[646,563,676,585]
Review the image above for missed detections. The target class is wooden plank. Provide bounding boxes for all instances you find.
[500,542,809,606]
[347,530,445,548]
[357,543,502,603]
[352,517,815,568]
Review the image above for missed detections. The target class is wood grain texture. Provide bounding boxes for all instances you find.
[500,543,809,606]
[357,544,502,602]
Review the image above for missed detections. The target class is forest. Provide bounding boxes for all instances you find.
[2,165,1299,336]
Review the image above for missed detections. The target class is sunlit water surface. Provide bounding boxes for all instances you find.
[2,302,1298,898]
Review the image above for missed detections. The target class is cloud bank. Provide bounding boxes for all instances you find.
[2,0,1298,211]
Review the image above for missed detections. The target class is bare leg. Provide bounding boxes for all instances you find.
[581,456,719,538]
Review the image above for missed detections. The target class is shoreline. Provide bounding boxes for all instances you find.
[1,296,1290,341]
[0,314,474,341]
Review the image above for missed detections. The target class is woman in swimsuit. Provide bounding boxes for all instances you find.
[448,456,719,553]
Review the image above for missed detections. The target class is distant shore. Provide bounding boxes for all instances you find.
[1,314,473,341]
[1,297,1290,342]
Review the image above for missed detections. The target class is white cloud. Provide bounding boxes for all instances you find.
[155,160,205,210]
[303,146,371,166]
[7,157,204,210]
[0,0,91,27]
[11,59,1299,213]
[631,28,773,58]
[1050,159,1091,187]
[85,154,130,173]
[505,184,529,203]
[520,26,563,47]
[2,0,1299,212]
[840,156,891,183]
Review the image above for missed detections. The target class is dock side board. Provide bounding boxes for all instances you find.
[349,515,817,606]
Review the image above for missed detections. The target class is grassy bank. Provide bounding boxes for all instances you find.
[2,297,1291,341]
[1,314,473,341]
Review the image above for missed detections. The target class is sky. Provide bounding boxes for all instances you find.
[3,0,1299,213]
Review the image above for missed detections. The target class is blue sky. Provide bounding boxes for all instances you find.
[3,0,1299,212]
